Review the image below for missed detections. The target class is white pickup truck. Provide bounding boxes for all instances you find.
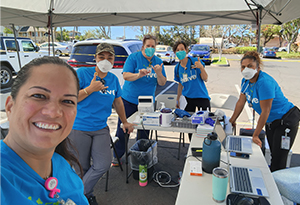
[1,37,49,88]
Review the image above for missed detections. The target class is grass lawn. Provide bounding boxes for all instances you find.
[211,57,228,65]
[276,51,300,59]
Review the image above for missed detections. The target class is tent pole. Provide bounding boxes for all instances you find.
[11,24,22,71]
[48,0,55,56]
[256,6,262,53]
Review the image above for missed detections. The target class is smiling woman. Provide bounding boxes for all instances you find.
[1,56,89,204]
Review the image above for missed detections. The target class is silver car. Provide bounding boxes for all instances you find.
[39,42,72,56]
[155,45,175,64]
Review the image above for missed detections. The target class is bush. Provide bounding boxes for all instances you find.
[234,47,257,54]
[212,47,257,54]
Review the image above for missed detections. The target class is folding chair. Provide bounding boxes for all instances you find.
[209,93,238,111]
[105,135,123,192]
[0,121,9,139]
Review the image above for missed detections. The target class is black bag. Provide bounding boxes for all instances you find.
[281,106,300,127]
[226,193,270,205]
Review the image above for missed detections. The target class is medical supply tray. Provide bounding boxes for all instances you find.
[171,117,197,129]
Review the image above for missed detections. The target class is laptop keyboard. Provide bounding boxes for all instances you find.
[232,167,253,193]
[230,137,242,151]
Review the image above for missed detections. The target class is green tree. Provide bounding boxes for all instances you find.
[56,29,70,41]
[260,24,281,46]
[281,18,300,53]
[3,27,13,35]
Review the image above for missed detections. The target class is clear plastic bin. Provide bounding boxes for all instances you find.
[129,139,158,171]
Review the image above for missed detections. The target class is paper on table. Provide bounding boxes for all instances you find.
[189,161,203,176]
[179,95,187,110]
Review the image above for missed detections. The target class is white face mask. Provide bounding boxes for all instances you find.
[97,59,113,73]
[241,67,257,80]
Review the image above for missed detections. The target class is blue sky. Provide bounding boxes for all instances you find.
[64,26,140,39]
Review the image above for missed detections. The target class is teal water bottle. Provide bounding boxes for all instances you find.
[139,164,148,186]
[202,132,221,174]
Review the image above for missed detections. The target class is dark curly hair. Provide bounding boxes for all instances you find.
[241,51,263,69]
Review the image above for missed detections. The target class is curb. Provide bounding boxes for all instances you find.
[210,58,230,67]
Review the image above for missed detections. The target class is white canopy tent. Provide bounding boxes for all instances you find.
[1,0,299,27]
[1,0,299,55]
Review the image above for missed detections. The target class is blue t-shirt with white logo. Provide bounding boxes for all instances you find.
[73,67,122,131]
[1,141,88,205]
[241,71,293,123]
[174,57,210,100]
[122,51,166,105]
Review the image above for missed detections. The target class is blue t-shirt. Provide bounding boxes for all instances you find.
[174,57,210,100]
[241,71,294,123]
[73,67,122,131]
[1,140,88,205]
[122,51,167,105]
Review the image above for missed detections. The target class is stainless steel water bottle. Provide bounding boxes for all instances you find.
[202,132,221,174]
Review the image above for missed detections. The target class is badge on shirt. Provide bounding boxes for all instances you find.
[182,73,188,82]
[281,135,290,150]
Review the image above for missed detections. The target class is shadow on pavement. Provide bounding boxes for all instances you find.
[94,134,189,205]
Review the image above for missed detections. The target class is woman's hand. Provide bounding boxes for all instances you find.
[192,57,204,69]
[122,122,135,134]
[89,72,108,92]
[252,135,262,148]
[152,63,163,73]
[138,69,150,78]
[229,118,236,127]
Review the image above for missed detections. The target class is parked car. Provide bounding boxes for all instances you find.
[278,47,287,52]
[261,47,276,58]
[188,44,195,51]
[188,44,212,65]
[154,45,175,64]
[0,37,49,88]
[272,46,279,52]
[67,39,143,87]
[39,42,72,56]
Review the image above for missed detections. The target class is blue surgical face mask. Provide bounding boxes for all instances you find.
[176,50,186,60]
[145,47,155,57]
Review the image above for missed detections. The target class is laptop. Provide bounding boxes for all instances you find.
[213,121,269,197]
[213,121,253,155]
[229,166,269,197]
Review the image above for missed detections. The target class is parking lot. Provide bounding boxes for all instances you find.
[1,54,300,205]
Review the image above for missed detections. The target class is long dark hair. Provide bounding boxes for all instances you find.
[11,56,83,176]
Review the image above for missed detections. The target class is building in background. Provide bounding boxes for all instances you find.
[18,26,48,44]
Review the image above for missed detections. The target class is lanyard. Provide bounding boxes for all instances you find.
[45,177,76,205]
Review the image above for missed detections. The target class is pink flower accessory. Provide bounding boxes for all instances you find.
[45,177,61,198]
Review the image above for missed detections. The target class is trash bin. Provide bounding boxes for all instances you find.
[129,139,158,180]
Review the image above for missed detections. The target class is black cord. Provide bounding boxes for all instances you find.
[186,154,202,162]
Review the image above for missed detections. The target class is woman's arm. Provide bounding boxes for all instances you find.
[252,99,273,147]
[113,97,134,134]
[193,57,208,82]
[229,93,247,127]
[176,83,184,108]
[152,63,167,86]
[78,73,108,102]
[123,69,150,81]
